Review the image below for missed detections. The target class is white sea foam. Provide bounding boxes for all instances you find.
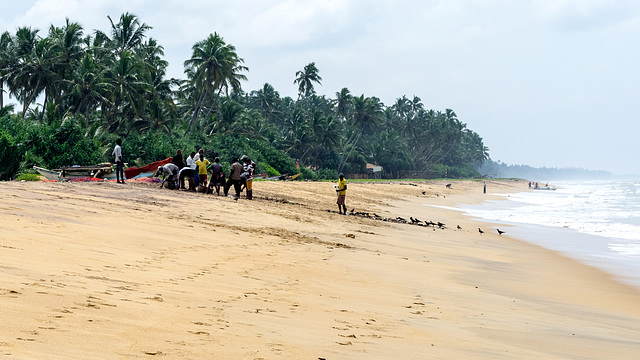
[454,179,640,288]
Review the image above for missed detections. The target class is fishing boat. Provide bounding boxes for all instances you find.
[34,163,116,181]
[124,158,171,179]
[33,166,63,181]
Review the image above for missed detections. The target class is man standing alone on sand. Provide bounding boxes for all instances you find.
[336,173,347,215]
[112,139,125,184]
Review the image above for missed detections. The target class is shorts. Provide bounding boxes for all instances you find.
[246,179,252,191]
[212,174,225,186]
[199,174,207,184]
[336,195,346,205]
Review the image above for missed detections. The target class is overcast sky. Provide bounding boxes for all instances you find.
[2,0,639,175]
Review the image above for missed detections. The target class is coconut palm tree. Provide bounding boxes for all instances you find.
[252,83,281,122]
[5,27,39,118]
[96,12,151,58]
[0,31,14,109]
[338,94,383,173]
[103,50,149,131]
[183,32,248,133]
[334,87,352,121]
[48,18,85,107]
[64,52,111,125]
[294,62,322,99]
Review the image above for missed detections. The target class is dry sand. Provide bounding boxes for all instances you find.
[0,179,639,359]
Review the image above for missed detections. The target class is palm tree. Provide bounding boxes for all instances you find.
[103,50,149,131]
[253,83,281,122]
[25,37,59,120]
[48,18,85,107]
[5,26,39,118]
[294,62,322,99]
[64,52,111,125]
[96,12,151,58]
[338,94,383,173]
[0,31,14,109]
[183,32,248,133]
[334,87,352,121]
[208,97,244,135]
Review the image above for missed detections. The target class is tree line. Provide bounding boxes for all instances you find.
[0,12,489,180]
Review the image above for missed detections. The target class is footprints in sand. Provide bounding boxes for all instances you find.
[331,318,386,346]
[405,295,441,318]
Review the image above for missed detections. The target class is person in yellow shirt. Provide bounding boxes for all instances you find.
[336,173,347,215]
[195,154,210,190]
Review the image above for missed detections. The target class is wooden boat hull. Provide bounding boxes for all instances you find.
[33,165,117,181]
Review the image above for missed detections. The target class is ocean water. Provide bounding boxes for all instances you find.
[457,180,640,289]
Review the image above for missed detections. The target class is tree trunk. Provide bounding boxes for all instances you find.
[185,89,207,135]
[23,78,42,119]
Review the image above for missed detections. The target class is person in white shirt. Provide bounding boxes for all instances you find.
[180,151,197,191]
[112,138,125,183]
[157,163,179,189]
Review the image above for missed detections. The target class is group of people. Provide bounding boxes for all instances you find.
[156,148,257,200]
[113,140,349,207]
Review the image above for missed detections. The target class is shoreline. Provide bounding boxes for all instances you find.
[1,179,639,359]
[455,185,640,290]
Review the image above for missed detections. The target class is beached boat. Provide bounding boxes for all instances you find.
[124,158,171,179]
[33,166,63,181]
[34,163,117,181]
[534,186,557,191]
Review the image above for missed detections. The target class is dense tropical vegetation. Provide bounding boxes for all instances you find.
[0,13,490,181]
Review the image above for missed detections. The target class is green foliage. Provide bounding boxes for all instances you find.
[426,164,480,179]
[15,173,42,181]
[260,163,280,177]
[299,167,317,180]
[0,130,19,180]
[316,168,338,180]
[445,164,481,178]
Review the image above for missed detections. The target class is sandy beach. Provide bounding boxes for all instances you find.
[1,179,639,359]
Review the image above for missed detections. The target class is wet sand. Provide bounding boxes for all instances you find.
[0,179,639,359]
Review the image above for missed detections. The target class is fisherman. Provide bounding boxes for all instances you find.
[336,173,347,215]
[224,157,244,198]
[241,155,255,200]
[195,153,210,192]
[112,138,125,184]
[179,151,197,191]
[172,149,184,169]
[208,157,225,196]
[157,163,180,189]
[193,148,205,187]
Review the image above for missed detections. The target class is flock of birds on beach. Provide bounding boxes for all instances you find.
[337,208,505,236]
[328,183,506,236]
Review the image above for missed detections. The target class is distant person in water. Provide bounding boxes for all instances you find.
[112,138,125,183]
[336,173,347,215]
